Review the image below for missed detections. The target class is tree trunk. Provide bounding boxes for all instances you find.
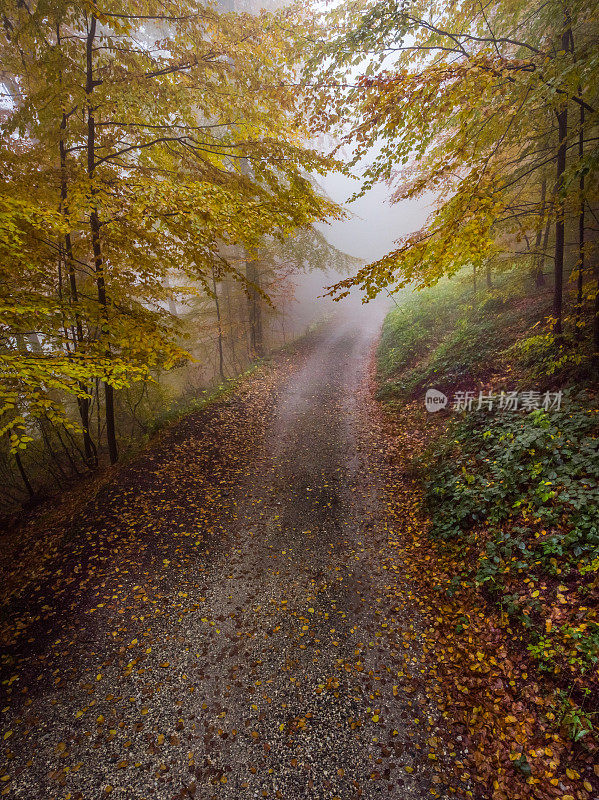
[58,35,97,466]
[246,259,263,357]
[15,452,34,499]
[533,176,547,287]
[486,263,492,289]
[553,25,570,341]
[86,11,117,464]
[224,278,239,372]
[575,99,585,341]
[537,205,552,289]
[212,268,226,382]
[239,155,264,359]
[38,422,69,482]
[594,271,599,360]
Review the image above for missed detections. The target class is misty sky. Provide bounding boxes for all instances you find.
[317,161,435,267]
[291,160,435,321]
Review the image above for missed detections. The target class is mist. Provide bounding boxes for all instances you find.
[286,145,437,333]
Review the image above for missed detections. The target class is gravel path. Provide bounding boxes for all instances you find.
[1,316,463,800]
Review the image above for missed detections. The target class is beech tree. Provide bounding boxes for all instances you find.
[308,0,598,346]
[0,0,341,484]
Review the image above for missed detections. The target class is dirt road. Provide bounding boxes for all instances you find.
[1,316,461,799]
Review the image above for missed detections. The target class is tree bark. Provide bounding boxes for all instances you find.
[58,32,97,466]
[553,24,570,341]
[246,259,263,357]
[538,203,552,289]
[15,452,34,499]
[212,268,226,382]
[575,99,585,341]
[224,278,239,372]
[533,176,547,287]
[593,271,599,360]
[86,10,118,464]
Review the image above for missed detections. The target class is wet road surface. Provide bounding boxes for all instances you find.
[1,317,458,799]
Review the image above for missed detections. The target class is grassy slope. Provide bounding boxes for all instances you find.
[376,270,599,796]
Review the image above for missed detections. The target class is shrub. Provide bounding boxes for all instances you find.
[422,396,599,585]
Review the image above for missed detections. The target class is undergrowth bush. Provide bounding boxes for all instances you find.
[377,271,547,400]
[422,398,599,583]
[510,331,590,383]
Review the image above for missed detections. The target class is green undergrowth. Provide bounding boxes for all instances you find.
[422,400,598,562]
[378,271,595,401]
[378,268,599,738]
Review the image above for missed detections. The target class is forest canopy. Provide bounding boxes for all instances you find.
[308,0,598,349]
[0,0,349,502]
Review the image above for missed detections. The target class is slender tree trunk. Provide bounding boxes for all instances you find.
[224,278,239,372]
[246,259,263,357]
[58,56,96,465]
[15,452,34,499]
[533,177,547,287]
[95,377,101,444]
[553,105,567,339]
[553,25,570,341]
[486,263,492,289]
[255,272,263,355]
[593,271,599,360]
[39,423,69,481]
[538,204,552,290]
[473,262,477,298]
[238,156,263,358]
[575,99,585,341]
[54,423,84,474]
[86,11,117,464]
[212,268,225,382]
[246,264,255,356]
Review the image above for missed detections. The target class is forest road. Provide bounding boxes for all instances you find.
[1,312,457,800]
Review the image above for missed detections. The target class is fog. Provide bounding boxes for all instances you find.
[317,169,432,265]
[286,151,436,332]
